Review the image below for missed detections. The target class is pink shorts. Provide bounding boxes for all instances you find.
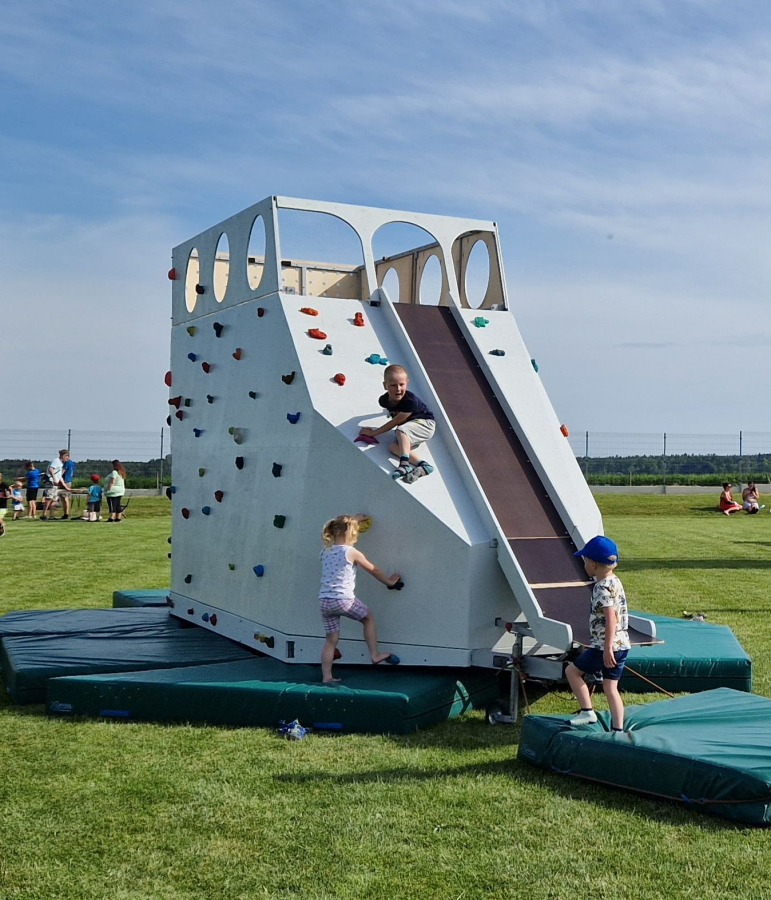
[319,596,370,634]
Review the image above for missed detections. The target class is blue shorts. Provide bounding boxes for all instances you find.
[573,647,629,681]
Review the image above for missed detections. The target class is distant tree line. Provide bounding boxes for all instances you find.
[0,457,172,489]
[579,453,771,485]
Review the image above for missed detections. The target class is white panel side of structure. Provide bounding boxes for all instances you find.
[453,306,603,548]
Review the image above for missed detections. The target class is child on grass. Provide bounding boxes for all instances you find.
[85,474,103,521]
[358,364,435,483]
[319,514,402,683]
[11,481,24,520]
[565,535,630,733]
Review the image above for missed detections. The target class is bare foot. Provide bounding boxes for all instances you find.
[322,677,342,684]
[371,652,392,665]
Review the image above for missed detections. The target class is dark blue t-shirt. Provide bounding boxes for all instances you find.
[378,390,434,422]
[26,468,40,489]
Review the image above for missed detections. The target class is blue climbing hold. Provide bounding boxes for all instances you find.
[322,344,333,355]
[489,349,505,357]
[202,613,210,622]
[365,354,388,365]
[272,463,282,478]
[531,358,539,372]
[207,394,215,403]
[187,352,197,362]
[253,565,265,577]
[193,428,203,437]
[287,412,301,424]
[202,506,211,515]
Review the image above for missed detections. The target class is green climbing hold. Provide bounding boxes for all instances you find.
[322,344,333,355]
[531,358,539,372]
[473,317,489,328]
[248,390,258,399]
[228,563,235,571]
[273,515,286,529]
[198,468,206,477]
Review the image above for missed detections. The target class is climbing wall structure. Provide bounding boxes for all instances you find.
[167,196,656,670]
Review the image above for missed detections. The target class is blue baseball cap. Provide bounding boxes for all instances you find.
[574,535,619,565]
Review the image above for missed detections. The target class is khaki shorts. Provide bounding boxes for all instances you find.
[395,417,435,449]
[43,485,59,501]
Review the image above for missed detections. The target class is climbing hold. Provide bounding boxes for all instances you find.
[164,371,172,387]
[333,373,346,386]
[167,537,172,544]
[232,429,245,445]
[228,563,235,571]
[201,362,211,373]
[490,349,505,357]
[165,487,173,500]
[166,415,172,426]
[202,506,211,516]
[206,394,215,404]
[187,352,197,362]
[308,328,327,340]
[214,490,224,503]
[358,516,373,534]
[248,390,258,399]
[273,515,286,529]
[282,371,296,385]
[167,553,171,559]
[271,463,282,478]
[181,508,190,519]
[168,268,177,281]
[193,428,203,438]
[228,426,235,434]
[387,579,405,591]
[169,486,177,493]
[353,312,365,327]
[333,648,342,660]
[209,615,217,626]
[195,284,205,295]
[322,344,333,355]
[365,354,388,365]
[531,358,539,372]
[184,398,191,407]
[232,348,242,360]
[198,468,205,477]
[213,321,224,337]
[186,325,196,336]
[184,574,192,584]
[257,307,265,317]
[202,613,209,622]
[560,424,570,438]
[235,456,244,469]
[187,608,194,616]
[300,307,319,316]
[175,410,184,420]
[354,434,379,446]
[253,565,265,577]
[168,396,182,409]
[286,412,301,424]
[473,316,489,328]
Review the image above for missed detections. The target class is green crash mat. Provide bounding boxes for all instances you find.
[1,626,254,704]
[113,589,169,608]
[45,657,500,734]
[621,612,751,693]
[518,689,771,826]
[0,607,172,638]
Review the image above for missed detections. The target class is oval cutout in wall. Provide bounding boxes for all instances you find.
[380,267,400,303]
[247,216,266,290]
[214,232,230,303]
[465,239,490,309]
[419,254,443,306]
[185,249,200,312]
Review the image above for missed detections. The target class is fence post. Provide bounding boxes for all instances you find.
[584,430,589,479]
[67,429,71,454]
[662,432,667,494]
[159,428,165,494]
[739,430,743,484]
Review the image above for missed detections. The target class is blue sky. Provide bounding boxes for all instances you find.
[3,0,770,436]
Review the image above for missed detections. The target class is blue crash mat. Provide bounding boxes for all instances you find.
[112,589,169,608]
[1,625,254,704]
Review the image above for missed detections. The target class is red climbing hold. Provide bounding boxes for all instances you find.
[560,424,570,437]
[168,268,177,280]
[333,648,342,660]
[168,396,182,409]
[202,362,211,374]
[214,490,224,503]
[164,371,172,387]
[308,328,327,340]
[175,410,184,420]
[181,508,190,519]
[334,373,346,386]
[353,312,365,327]
[232,348,242,360]
[300,307,319,316]
[209,614,217,626]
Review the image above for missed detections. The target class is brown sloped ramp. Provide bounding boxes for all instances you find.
[395,305,650,647]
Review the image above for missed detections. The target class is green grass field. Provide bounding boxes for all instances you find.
[1,496,769,899]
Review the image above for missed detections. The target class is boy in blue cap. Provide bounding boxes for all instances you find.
[565,535,630,732]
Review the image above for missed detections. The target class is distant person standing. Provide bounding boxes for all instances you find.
[104,460,127,523]
[60,452,76,519]
[40,450,72,521]
[11,481,24,520]
[0,474,10,536]
[22,461,41,518]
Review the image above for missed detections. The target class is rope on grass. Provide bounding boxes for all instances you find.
[623,664,676,698]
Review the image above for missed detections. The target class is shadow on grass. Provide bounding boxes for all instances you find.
[624,559,771,571]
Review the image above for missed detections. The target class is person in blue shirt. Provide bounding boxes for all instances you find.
[60,453,76,520]
[83,474,103,522]
[22,461,41,519]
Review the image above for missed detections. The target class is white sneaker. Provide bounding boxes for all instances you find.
[570,709,598,726]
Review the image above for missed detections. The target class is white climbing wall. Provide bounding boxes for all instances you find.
[166,196,604,667]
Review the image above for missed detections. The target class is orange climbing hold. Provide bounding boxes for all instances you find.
[300,307,319,316]
[308,328,327,340]
[202,362,211,373]
[168,396,182,409]
[167,268,177,281]
[560,424,570,437]
[334,373,346,386]
[353,312,365,327]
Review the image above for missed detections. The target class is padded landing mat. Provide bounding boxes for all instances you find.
[113,589,169,608]
[518,689,771,825]
[1,627,254,704]
[0,607,172,638]
[45,657,500,734]
[621,612,751,693]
